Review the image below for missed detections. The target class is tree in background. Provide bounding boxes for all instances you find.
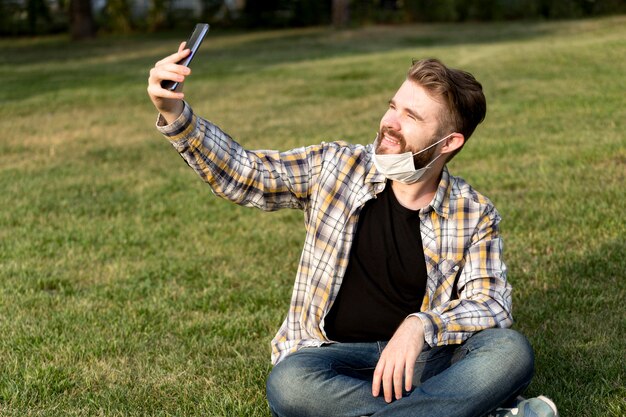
[1,0,625,37]
[101,0,133,33]
[27,0,52,33]
[69,0,97,39]
[242,0,330,28]
[147,0,169,31]
[332,0,350,27]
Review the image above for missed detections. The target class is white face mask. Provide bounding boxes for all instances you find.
[372,132,454,184]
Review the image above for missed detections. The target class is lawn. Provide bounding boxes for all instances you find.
[0,15,625,416]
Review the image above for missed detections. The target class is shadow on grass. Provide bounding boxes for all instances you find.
[516,238,625,413]
[1,20,563,103]
[2,21,560,64]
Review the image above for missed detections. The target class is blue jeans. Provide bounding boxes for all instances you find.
[266,329,534,417]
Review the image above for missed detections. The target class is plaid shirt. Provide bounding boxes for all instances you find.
[157,103,513,365]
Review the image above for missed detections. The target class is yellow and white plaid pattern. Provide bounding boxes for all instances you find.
[158,103,513,365]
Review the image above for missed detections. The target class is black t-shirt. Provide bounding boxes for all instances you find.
[324,184,428,342]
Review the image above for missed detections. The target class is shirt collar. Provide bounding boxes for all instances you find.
[365,144,387,185]
[427,165,451,218]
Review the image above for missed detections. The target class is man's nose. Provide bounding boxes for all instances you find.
[381,112,401,131]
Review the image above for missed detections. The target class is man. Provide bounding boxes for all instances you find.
[147,42,558,417]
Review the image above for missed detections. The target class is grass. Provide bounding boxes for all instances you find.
[1,16,625,416]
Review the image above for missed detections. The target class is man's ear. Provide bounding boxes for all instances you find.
[440,132,465,156]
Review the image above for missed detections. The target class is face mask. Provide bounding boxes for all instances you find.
[372,133,454,184]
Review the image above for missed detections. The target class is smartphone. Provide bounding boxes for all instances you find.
[161,23,210,91]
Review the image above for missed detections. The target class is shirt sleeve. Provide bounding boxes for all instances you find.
[411,205,513,347]
[156,102,324,211]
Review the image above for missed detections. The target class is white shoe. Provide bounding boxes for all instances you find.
[486,395,559,417]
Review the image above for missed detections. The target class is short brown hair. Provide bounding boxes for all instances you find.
[407,58,486,158]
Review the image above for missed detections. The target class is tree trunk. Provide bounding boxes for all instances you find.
[70,0,97,40]
[27,0,51,35]
[332,0,350,28]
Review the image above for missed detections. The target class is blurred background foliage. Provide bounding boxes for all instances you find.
[1,0,626,38]
[2,0,626,38]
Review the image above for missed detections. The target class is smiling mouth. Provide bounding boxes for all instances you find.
[376,126,405,153]
[378,127,404,151]
[382,134,401,146]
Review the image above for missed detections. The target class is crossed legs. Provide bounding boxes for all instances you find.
[266,329,534,417]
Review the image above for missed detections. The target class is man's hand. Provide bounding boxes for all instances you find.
[372,316,425,403]
[147,42,192,124]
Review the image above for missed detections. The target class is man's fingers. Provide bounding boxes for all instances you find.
[154,68,186,85]
[148,64,191,92]
[153,62,191,78]
[147,84,184,100]
[373,356,406,402]
[155,48,191,67]
[393,365,404,400]
[372,360,384,397]
[147,46,191,119]
[370,318,425,402]
[151,49,192,96]
[405,361,414,392]
[175,47,191,62]
[382,362,394,403]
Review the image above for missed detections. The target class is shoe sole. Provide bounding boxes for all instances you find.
[537,395,559,417]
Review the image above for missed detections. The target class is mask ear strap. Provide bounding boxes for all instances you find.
[440,132,456,151]
[412,132,455,156]
[424,152,444,168]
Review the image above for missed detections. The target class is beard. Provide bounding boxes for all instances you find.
[375,126,439,169]
[375,126,406,154]
[411,142,438,169]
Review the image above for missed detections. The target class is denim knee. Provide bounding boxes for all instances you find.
[466,328,535,393]
[266,357,314,417]
[493,329,535,378]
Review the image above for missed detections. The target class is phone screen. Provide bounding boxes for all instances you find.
[161,23,210,91]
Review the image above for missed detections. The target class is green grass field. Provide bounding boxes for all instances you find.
[1,15,625,416]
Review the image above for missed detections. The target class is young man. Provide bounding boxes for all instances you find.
[147,43,558,417]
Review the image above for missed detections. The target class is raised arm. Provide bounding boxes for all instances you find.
[156,104,324,211]
[148,46,329,211]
